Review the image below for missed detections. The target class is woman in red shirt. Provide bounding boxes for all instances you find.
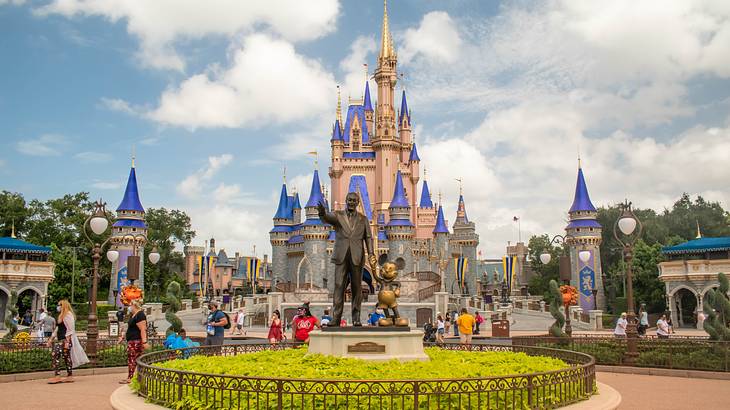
[292,303,319,343]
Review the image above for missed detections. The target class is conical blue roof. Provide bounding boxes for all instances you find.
[389,171,409,208]
[305,170,325,208]
[456,194,469,223]
[117,167,145,212]
[292,192,301,210]
[409,143,420,162]
[364,81,373,111]
[399,90,410,126]
[273,184,290,219]
[419,180,433,208]
[433,205,449,234]
[332,119,343,141]
[569,167,597,213]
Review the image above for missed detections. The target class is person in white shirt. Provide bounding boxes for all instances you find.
[614,312,627,338]
[656,314,670,339]
[435,314,445,344]
[235,309,246,336]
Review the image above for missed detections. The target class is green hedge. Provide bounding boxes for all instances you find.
[0,348,52,374]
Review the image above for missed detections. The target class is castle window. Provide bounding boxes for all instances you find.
[385,158,388,167]
[576,228,580,232]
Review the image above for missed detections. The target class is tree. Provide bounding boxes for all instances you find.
[630,240,666,313]
[143,207,195,296]
[526,234,562,297]
[0,191,29,237]
[663,193,730,240]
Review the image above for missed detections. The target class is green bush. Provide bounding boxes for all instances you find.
[0,348,52,374]
[137,347,587,409]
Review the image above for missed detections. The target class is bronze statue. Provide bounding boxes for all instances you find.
[317,192,377,326]
[373,255,408,327]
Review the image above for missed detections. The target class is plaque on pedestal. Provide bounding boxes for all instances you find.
[307,329,428,362]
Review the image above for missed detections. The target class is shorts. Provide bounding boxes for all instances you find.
[236,324,243,330]
[437,329,445,335]
[460,333,473,344]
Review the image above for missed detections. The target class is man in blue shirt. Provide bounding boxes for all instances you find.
[205,301,228,346]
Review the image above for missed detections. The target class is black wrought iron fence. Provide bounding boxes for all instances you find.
[0,337,165,374]
[512,335,730,372]
[135,343,595,410]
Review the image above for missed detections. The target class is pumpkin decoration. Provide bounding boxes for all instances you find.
[121,284,144,306]
[559,285,579,307]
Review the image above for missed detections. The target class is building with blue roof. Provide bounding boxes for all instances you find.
[267,1,480,302]
[0,230,55,328]
[659,234,730,328]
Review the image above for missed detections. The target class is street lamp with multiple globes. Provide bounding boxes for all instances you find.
[539,234,589,337]
[82,200,160,364]
[613,199,643,363]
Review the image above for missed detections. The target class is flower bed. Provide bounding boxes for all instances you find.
[135,344,595,409]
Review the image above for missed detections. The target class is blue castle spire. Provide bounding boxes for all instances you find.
[273,184,290,219]
[409,142,420,162]
[364,81,373,111]
[305,170,324,208]
[389,171,410,208]
[292,192,302,210]
[433,205,449,234]
[399,90,410,126]
[419,180,433,208]
[456,195,469,223]
[332,119,343,141]
[117,166,145,212]
[569,165,597,213]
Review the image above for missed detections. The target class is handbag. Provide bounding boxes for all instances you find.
[69,334,90,368]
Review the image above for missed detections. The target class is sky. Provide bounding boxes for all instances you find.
[1,0,730,259]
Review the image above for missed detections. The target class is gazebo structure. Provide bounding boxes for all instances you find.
[0,235,55,329]
[658,236,730,329]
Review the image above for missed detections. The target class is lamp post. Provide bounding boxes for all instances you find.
[82,200,160,365]
[613,199,642,364]
[591,288,598,310]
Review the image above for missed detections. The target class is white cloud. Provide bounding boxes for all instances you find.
[16,134,68,156]
[339,35,376,102]
[35,0,340,71]
[400,11,462,64]
[100,97,138,115]
[74,151,113,163]
[148,34,336,129]
[177,154,233,198]
[91,180,122,190]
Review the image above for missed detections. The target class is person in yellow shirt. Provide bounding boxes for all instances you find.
[456,308,475,346]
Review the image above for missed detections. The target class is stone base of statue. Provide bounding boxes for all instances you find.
[307,328,428,362]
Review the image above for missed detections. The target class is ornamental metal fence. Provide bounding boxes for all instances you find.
[135,343,595,410]
[512,335,730,372]
[0,337,166,374]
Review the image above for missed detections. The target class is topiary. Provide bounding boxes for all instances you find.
[165,282,183,337]
[548,280,567,338]
[2,290,19,342]
[703,272,730,341]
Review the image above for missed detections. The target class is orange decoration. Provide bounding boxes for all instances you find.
[560,285,579,307]
[121,284,143,306]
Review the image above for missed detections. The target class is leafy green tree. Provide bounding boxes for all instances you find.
[663,194,730,240]
[526,234,562,297]
[143,207,195,297]
[0,191,29,237]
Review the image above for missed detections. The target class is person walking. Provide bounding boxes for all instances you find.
[205,300,228,346]
[638,304,648,337]
[614,312,627,338]
[119,299,149,384]
[267,310,284,344]
[41,311,56,339]
[444,316,451,335]
[235,309,246,336]
[656,314,670,339]
[474,312,484,335]
[453,311,460,337]
[456,308,475,347]
[47,300,86,384]
[435,314,445,345]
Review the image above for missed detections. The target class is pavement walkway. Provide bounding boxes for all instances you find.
[0,372,121,410]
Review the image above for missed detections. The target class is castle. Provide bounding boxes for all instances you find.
[269,2,479,299]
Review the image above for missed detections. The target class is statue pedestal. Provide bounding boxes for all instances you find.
[307,329,428,362]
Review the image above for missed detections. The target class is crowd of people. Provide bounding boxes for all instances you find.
[614,304,676,338]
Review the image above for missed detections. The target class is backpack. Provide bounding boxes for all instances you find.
[222,311,232,329]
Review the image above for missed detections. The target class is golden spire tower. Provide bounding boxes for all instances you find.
[379,0,394,60]
[336,85,343,130]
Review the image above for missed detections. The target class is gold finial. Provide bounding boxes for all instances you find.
[307,150,319,169]
[336,85,343,128]
[10,219,16,239]
[131,145,136,168]
[577,144,581,169]
[455,178,463,195]
[379,0,394,59]
[696,221,702,239]
[438,190,442,207]
[364,63,368,83]
[282,165,287,184]
[423,167,427,180]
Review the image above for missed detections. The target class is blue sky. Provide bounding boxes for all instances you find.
[2,0,730,257]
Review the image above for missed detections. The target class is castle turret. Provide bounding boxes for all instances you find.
[302,169,330,289]
[415,179,436,239]
[364,79,374,133]
[291,191,302,225]
[449,193,479,295]
[270,183,293,284]
[433,203,450,276]
[109,160,148,304]
[565,161,604,311]
[385,171,414,272]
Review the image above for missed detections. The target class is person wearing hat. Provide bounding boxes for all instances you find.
[292,302,319,343]
[205,300,228,346]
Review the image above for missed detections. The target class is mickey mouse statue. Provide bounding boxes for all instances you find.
[373,254,409,327]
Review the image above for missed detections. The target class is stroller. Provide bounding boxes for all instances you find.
[422,322,436,343]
